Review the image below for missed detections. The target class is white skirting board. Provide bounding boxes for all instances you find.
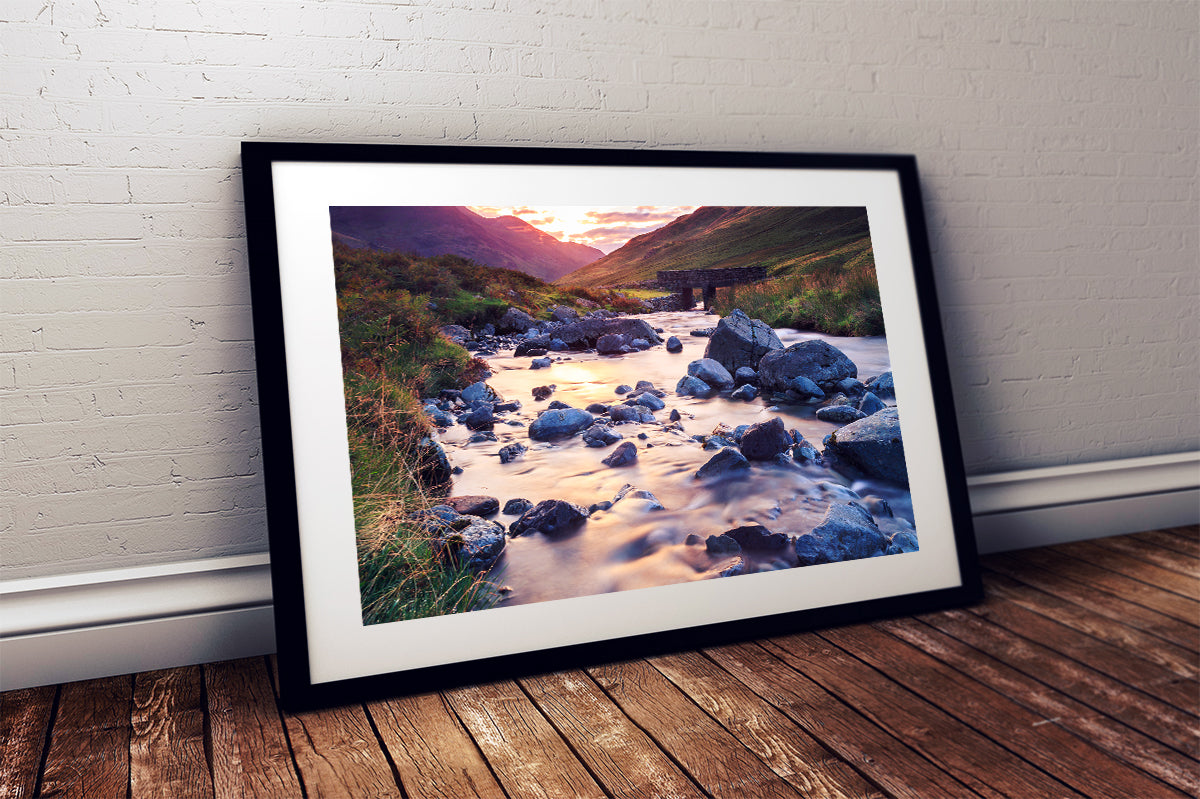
[2,452,1196,691]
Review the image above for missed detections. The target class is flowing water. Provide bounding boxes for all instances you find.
[438,309,913,606]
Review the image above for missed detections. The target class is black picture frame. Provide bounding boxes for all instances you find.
[241,142,982,709]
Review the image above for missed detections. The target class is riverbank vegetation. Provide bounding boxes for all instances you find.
[711,239,883,337]
[334,241,653,622]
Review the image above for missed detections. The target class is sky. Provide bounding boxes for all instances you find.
[468,205,697,254]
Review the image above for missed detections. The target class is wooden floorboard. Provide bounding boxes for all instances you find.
[3,526,1197,799]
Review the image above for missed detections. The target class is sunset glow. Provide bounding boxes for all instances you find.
[468,205,698,254]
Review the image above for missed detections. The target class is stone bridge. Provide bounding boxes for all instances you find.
[655,265,770,310]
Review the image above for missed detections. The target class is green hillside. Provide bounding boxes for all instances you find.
[555,206,870,287]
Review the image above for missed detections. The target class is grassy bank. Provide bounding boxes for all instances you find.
[333,241,652,624]
[711,239,883,337]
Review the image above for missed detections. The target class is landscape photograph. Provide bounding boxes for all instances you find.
[329,203,917,626]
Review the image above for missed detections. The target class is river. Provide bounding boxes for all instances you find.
[437,309,913,606]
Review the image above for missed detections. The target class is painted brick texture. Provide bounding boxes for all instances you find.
[2,0,1196,579]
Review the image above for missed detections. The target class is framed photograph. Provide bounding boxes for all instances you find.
[242,142,982,708]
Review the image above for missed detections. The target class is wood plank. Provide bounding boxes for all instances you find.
[971,591,1199,711]
[920,607,1200,756]
[1130,527,1200,559]
[1094,534,1200,576]
[205,657,303,799]
[130,666,214,799]
[366,691,506,799]
[588,658,805,799]
[703,641,983,799]
[0,685,56,799]
[647,650,885,799]
[38,675,132,799]
[984,553,1199,652]
[446,680,606,799]
[997,548,1200,627]
[823,623,1190,799]
[281,700,402,799]
[1055,540,1200,601]
[878,615,1200,797]
[764,632,1083,799]
[983,570,1199,680]
[520,669,707,799]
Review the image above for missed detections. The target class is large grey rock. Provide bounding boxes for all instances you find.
[857,391,886,415]
[530,357,552,369]
[498,307,537,333]
[514,336,552,356]
[793,502,889,566]
[865,371,895,399]
[462,405,494,430]
[695,447,751,480]
[582,423,623,448]
[601,441,638,467]
[705,534,741,555]
[609,404,655,423]
[816,405,867,424]
[734,366,758,386]
[629,393,665,411]
[549,304,579,322]
[528,407,594,440]
[502,497,533,515]
[703,309,783,373]
[612,484,666,511]
[497,442,526,463]
[687,358,735,390]
[433,516,507,572]
[730,384,758,401]
[443,495,500,517]
[786,375,824,401]
[738,417,792,461]
[596,333,628,354]
[460,381,496,404]
[509,499,589,536]
[554,317,663,348]
[439,324,470,343]
[758,340,857,392]
[666,336,683,353]
[886,530,920,555]
[676,375,715,398]
[823,407,908,486]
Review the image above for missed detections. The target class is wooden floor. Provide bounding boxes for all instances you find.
[3,527,1198,799]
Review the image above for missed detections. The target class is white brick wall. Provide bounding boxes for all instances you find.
[2,0,1196,579]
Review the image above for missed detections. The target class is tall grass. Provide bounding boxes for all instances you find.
[712,241,884,337]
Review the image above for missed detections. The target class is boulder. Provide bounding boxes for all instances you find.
[695,447,751,480]
[460,381,496,404]
[734,366,758,386]
[462,405,494,430]
[467,430,497,443]
[528,407,594,440]
[531,385,554,401]
[497,442,526,464]
[758,340,857,392]
[530,357,552,369]
[601,441,638,467]
[690,328,714,337]
[816,405,867,424]
[583,423,623,447]
[514,336,551,356]
[666,336,683,353]
[612,484,666,511]
[631,338,651,349]
[865,371,895,399]
[835,377,866,396]
[823,407,908,486]
[433,516,507,572]
[635,380,656,392]
[669,408,682,422]
[609,404,655,423]
[687,358,735,390]
[509,499,589,537]
[730,384,758,401]
[857,391,886,415]
[738,417,792,461]
[705,534,741,555]
[502,497,533,515]
[439,324,470,343]
[615,384,632,395]
[596,333,628,354]
[498,307,537,333]
[786,375,824,402]
[793,502,889,566]
[703,309,783,373]
[886,530,920,555]
[629,393,665,411]
[443,495,500,517]
[554,317,663,349]
[723,524,788,551]
[676,375,715,398]
[549,304,579,322]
